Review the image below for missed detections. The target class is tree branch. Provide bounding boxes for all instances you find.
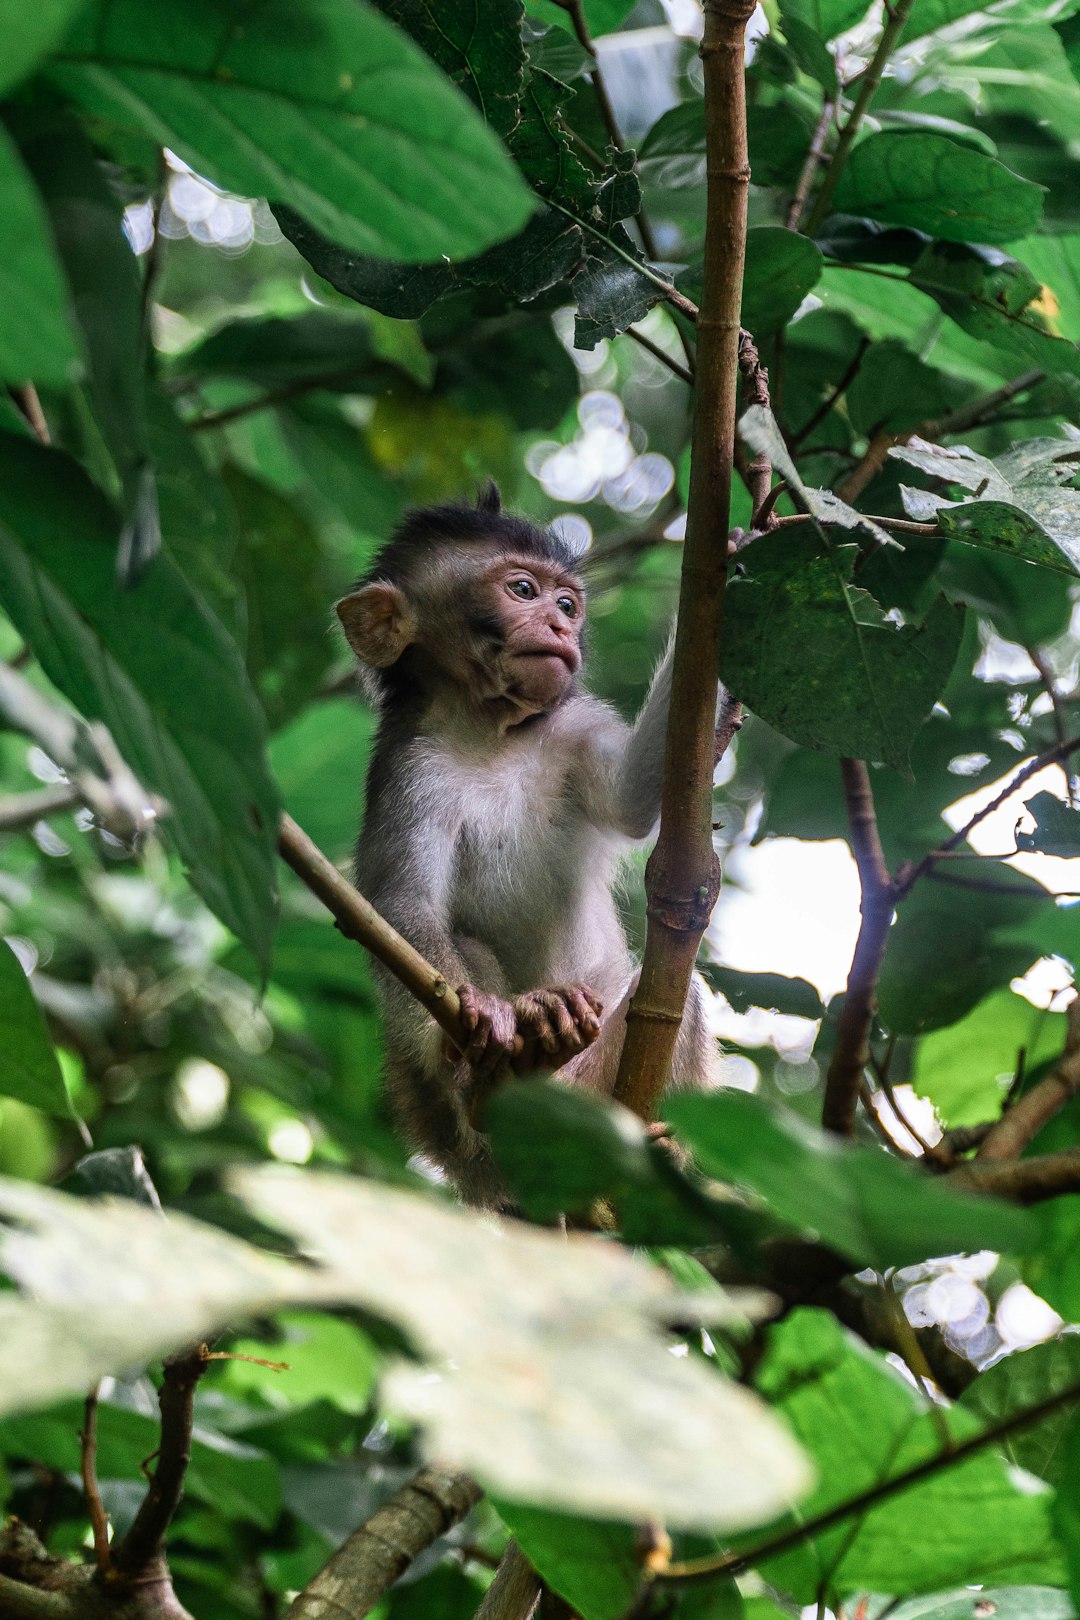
[0,1574,76,1620]
[81,1384,111,1574]
[786,97,835,233]
[287,1465,482,1620]
[654,1373,1080,1589]
[624,325,693,384]
[614,0,755,1120]
[473,1542,542,1620]
[823,760,894,1136]
[975,997,1080,1163]
[0,783,82,832]
[804,0,918,235]
[0,662,165,843]
[112,1346,210,1576]
[894,730,1080,900]
[790,336,869,448]
[950,1146,1080,1203]
[278,813,470,1054]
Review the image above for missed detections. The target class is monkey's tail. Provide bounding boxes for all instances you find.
[473,1541,541,1620]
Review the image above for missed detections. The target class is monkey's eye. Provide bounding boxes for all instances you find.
[508,579,537,600]
[557,595,578,618]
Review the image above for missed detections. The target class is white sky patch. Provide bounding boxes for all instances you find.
[944,761,1080,893]
[710,837,861,1004]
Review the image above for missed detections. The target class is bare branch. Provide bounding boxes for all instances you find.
[950,1146,1080,1203]
[804,0,918,235]
[288,1465,482,1620]
[976,996,1080,1163]
[0,784,82,832]
[624,325,694,384]
[0,663,165,843]
[278,813,470,1054]
[790,337,869,448]
[112,1345,210,1576]
[823,760,893,1136]
[8,385,50,445]
[614,0,756,1120]
[81,1384,111,1574]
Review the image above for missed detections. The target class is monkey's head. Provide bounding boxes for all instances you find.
[337,485,586,722]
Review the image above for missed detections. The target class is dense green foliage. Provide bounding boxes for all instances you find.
[4,0,1080,1617]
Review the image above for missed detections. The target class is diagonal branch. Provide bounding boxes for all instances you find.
[278,813,470,1053]
[287,1465,483,1620]
[975,996,1080,1163]
[653,1373,1080,1590]
[823,759,894,1136]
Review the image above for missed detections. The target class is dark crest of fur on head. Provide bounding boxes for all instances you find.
[359,482,579,589]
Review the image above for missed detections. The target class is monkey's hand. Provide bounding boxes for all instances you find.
[511,984,604,1074]
[455,984,520,1078]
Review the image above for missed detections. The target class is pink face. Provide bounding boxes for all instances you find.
[485,555,584,712]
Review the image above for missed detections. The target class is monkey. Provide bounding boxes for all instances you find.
[336,483,721,1209]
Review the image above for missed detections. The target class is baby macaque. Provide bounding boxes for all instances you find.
[338,485,718,1206]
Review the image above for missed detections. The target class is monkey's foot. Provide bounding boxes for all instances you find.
[456,983,520,1077]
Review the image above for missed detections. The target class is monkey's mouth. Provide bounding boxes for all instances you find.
[516,647,579,673]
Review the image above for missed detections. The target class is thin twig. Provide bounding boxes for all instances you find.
[625,325,694,384]
[0,784,82,833]
[791,337,869,448]
[804,0,918,235]
[950,1145,1080,1203]
[8,385,50,444]
[771,512,938,536]
[823,760,894,1136]
[786,98,835,232]
[976,996,1080,1163]
[654,1373,1080,1587]
[738,329,775,528]
[111,1345,210,1575]
[190,362,388,431]
[1028,645,1074,804]
[895,731,1080,900]
[278,813,470,1054]
[80,1384,111,1574]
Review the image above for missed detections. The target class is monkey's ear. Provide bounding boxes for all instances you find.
[476,480,501,515]
[336,584,417,668]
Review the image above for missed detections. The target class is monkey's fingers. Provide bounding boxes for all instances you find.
[562,986,603,1040]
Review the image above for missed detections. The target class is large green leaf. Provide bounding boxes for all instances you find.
[721,530,964,771]
[0,436,280,968]
[834,133,1044,244]
[909,241,1080,381]
[492,1506,641,1620]
[15,106,158,581]
[0,0,88,94]
[912,987,1065,1127]
[667,1091,1035,1270]
[0,121,80,387]
[48,0,534,262]
[750,1310,1066,1602]
[963,1337,1080,1488]
[0,940,71,1118]
[741,227,823,335]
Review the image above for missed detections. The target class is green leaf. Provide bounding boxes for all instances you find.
[741,228,823,336]
[269,699,376,865]
[175,310,391,390]
[910,241,1080,381]
[893,436,1080,575]
[912,987,1065,1127]
[782,0,871,40]
[881,867,1048,1037]
[493,1505,640,1620]
[779,12,838,93]
[750,1309,1066,1602]
[667,1091,1035,1269]
[0,122,80,388]
[49,0,534,262]
[739,405,896,548]
[846,340,961,435]
[0,941,71,1118]
[721,530,964,771]
[963,1337,1080,1488]
[1054,1414,1080,1613]
[701,965,825,1019]
[888,1593,1073,1620]
[834,133,1044,244]
[13,105,157,581]
[0,0,88,93]
[905,0,998,43]
[0,436,280,969]
[1017,790,1080,856]
[375,0,525,138]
